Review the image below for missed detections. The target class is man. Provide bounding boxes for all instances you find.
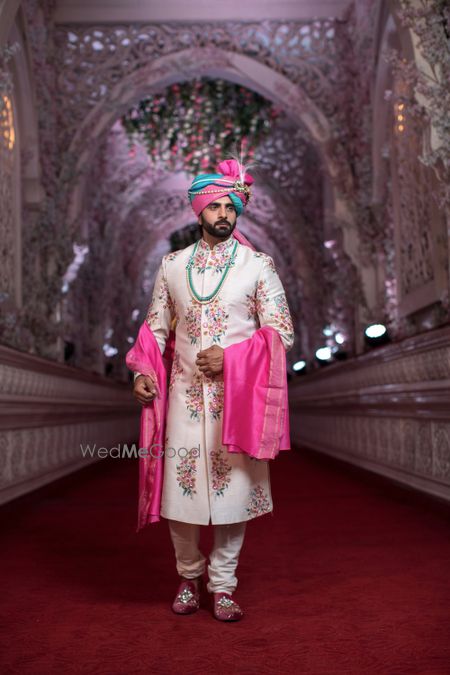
[132,159,294,621]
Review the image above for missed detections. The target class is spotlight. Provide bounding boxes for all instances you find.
[364,323,390,347]
[365,323,386,338]
[103,343,118,357]
[315,346,332,363]
[292,360,306,373]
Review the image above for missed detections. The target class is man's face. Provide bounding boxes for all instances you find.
[198,196,237,239]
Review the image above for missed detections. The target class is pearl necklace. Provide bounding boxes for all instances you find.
[186,239,238,304]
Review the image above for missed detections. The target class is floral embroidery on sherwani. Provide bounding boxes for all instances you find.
[208,245,236,274]
[185,373,204,421]
[185,299,202,345]
[194,237,236,275]
[246,485,271,517]
[245,288,258,320]
[165,251,181,263]
[145,307,159,326]
[203,298,229,343]
[207,380,224,420]
[176,452,197,498]
[146,269,174,326]
[169,349,184,392]
[268,293,295,342]
[255,278,270,314]
[210,448,232,497]
[192,245,209,273]
[253,252,277,274]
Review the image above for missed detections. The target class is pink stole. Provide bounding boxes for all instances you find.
[125,321,174,531]
[222,325,290,460]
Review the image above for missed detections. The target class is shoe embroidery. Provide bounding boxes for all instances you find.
[217,596,238,609]
[178,587,195,604]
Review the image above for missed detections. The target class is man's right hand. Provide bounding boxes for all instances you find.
[133,375,159,405]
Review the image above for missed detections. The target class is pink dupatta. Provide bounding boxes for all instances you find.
[125,321,174,531]
[222,325,290,460]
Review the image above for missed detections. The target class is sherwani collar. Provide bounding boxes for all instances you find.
[198,236,236,255]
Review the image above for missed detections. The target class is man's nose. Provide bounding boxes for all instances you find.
[218,206,227,218]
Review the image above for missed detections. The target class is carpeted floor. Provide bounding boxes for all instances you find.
[0,448,449,674]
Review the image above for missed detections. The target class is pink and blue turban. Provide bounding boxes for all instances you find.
[188,159,254,218]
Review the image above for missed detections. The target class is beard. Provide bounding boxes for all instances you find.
[200,215,236,240]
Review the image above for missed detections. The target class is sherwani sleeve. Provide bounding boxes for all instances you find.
[255,255,295,352]
[134,259,174,380]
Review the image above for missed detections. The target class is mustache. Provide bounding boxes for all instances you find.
[215,220,231,226]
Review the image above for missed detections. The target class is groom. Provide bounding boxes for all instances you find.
[130,159,294,621]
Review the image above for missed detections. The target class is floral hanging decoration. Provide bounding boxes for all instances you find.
[121,78,281,174]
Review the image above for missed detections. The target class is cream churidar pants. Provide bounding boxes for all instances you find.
[168,519,247,594]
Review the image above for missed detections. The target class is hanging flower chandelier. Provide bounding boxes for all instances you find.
[121,78,281,174]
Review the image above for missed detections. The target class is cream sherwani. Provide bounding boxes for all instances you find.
[143,235,294,525]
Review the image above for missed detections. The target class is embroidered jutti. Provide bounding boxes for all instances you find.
[145,236,294,525]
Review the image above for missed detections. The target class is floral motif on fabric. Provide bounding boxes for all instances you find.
[207,380,224,420]
[169,349,184,391]
[246,485,271,517]
[255,279,270,315]
[192,244,209,273]
[203,298,229,343]
[253,252,277,274]
[245,289,258,320]
[210,448,232,497]
[145,306,159,325]
[145,272,174,326]
[193,238,236,274]
[185,299,202,345]
[176,452,197,498]
[185,373,204,421]
[269,293,294,340]
[164,251,181,263]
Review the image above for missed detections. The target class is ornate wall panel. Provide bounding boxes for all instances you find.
[289,324,450,501]
[0,343,139,504]
[0,91,18,306]
[391,115,448,318]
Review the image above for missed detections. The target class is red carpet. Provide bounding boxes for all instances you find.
[1,448,449,674]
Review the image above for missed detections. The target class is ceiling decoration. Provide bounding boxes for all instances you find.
[121,77,280,175]
[54,19,339,160]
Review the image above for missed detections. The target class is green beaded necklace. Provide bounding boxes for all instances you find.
[186,239,238,304]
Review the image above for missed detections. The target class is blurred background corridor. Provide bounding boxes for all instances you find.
[0,1,450,670]
[1,0,449,510]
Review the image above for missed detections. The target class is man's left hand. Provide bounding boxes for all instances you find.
[196,345,224,378]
